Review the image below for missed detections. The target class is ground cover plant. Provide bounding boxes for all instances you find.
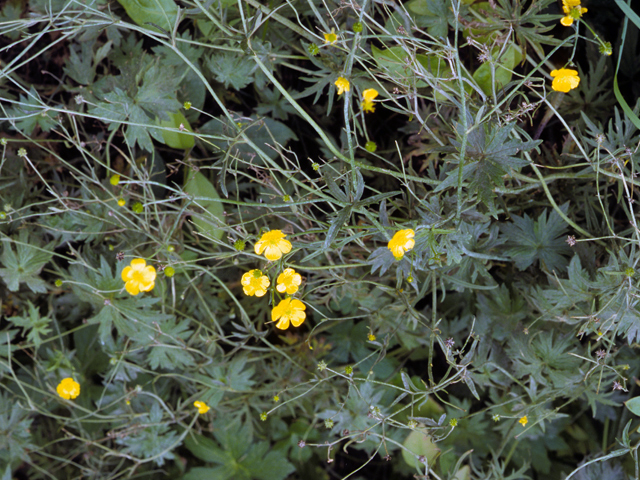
[1,0,640,478]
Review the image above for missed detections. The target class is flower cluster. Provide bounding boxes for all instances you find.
[241,230,307,330]
[560,0,587,26]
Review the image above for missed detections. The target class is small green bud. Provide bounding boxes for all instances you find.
[492,414,500,422]
[164,266,175,277]
[625,267,634,277]
[599,42,612,56]
[353,22,363,33]
[308,43,319,56]
[110,174,120,186]
[0,138,7,145]
[283,195,291,202]
[0,211,6,220]
[55,279,63,287]
[312,162,320,171]
[317,360,327,371]
[407,419,417,428]
[449,418,458,427]
[234,239,246,251]
[345,365,353,375]
[365,141,377,153]
[167,245,175,253]
[17,147,27,157]
[407,274,413,283]
[324,419,334,429]
[273,395,280,402]
[184,101,192,110]
[132,202,143,214]
[260,411,268,421]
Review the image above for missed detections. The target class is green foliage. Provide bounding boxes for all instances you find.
[1,0,639,479]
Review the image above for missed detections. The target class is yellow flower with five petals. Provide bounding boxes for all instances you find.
[57,377,80,400]
[254,230,292,261]
[550,68,580,93]
[560,0,587,26]
[388,229,415,260]
[272,297,306,330]
[121,258,156,295]
[276,268,302,294]
[241,269,270,297]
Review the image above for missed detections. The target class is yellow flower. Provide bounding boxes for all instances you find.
[254,230,292,261]
[272,297,306,330]
[121,258,156,295]
[388,229,415,260]
[361,88,378,112]
[194,401,210,414]
[519,415,528,427]
[276,268,302,294]
[117,198,126,207]
[368,333,376,341]
[57,377,80,400]
[110,174,120,186]
[241,269,270,297]
[335,77,350,95]
[362,88,378,102]
[560,0,587,26]
[550,68,580,93]
[324,28,337,44]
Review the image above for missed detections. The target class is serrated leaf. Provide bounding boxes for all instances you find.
[367,246,396,276]
[5,87,58,135]
[501,203,572,272]
[206,52,256,90]
[184,170,225,241]
[0,230,53,293]
[7,301,51,350]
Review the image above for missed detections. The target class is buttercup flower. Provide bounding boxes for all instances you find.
[324,28,337,44]
[57,377,80,400]
[254,230,292,261]
[560,0,587,26]
[110,174,120,186]
[335,77,350,95]
[276,268,302,294]
[194,401,210,414]
[550,68,580,93]
[361,88,379,113]
[241,269,270,297]
[272,297,306,330]
[519,415,528,427]
[121,258,156,295]
[388,229,415,260]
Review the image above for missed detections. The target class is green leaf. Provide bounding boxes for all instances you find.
[501,203,572,272]
[473,45,521,96]
[132,317,195,371]
[401,430,440,469]
[64,40,96,85]
[625,397,640,416]
[206,52,256,90]
[7,301,51,350]
[117,0,179,32]
[5,87,58,135]
[0,230,53,293]
[157,111,194,149]
[183,170,226,241]
[0,392,34,463]
[184,427,295,480]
